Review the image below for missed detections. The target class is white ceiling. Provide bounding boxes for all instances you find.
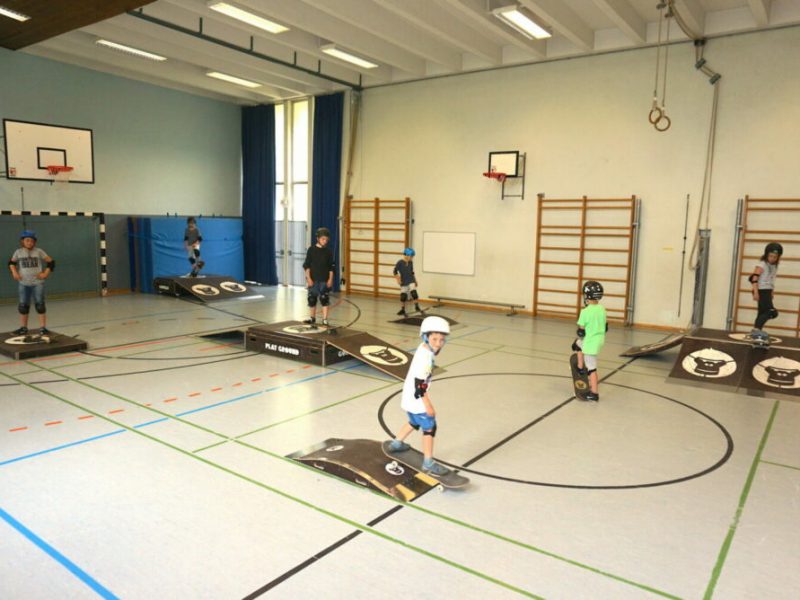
[20,0,800,104]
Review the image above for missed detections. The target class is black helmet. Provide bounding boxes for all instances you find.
[316,227,331,238]
[764,242,783,256]
[582,280,604,300]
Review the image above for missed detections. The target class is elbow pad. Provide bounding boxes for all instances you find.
[198,236,203,242]
[577,328,586,338]
[414,378,428,399]
[46,260,55,271]
[7,260,14,267]
[605,323,608,332]
[748,273,759,284]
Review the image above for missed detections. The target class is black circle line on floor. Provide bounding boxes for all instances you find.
[377,371,734,490]
[75,349,251,361]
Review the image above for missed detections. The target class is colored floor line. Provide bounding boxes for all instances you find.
[760,459,800,471]
[703,399,780,598]
[0,373,539,598]
[0,505,118,599]
[4,331,679,597]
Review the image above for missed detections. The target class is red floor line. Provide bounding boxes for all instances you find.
[199,342,240,352]
[78,415,94,420]
[108,409,124,415]
[211,387,223,392]
[251,378,261,382]
[188,392,201,397]
[269,373,280,377]
[9,427,28,432]
[44,421,63,426]
[286,369,295,374]
[233,382,243,387]
[94,336,185,353]
[29,352,83,363]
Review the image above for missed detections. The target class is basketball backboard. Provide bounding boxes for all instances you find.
[488,151,519,178]
[3,119,94,183]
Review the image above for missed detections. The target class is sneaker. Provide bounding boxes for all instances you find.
[322,319,330,327]
[583,392,599,402]
[397,308,407,316]
[303,317,316,325]
[39,327,50,335]
[387,440,411,453]
[196,260,205,270]
[13,326,28,336]
[415,304,422,313]
[422,461,450,476]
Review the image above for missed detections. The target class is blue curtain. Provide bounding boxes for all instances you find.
[311,92,344,291]
[241,104,278,285]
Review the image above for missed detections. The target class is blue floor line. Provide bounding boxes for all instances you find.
[0,430,125,467]
[0,505,119,599]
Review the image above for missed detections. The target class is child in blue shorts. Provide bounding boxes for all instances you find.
[386,315,450,475]
[8,230,54,335]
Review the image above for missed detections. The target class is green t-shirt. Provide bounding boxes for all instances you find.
[578,303,607,355]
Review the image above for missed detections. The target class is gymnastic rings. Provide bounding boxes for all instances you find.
[648,106,672,131]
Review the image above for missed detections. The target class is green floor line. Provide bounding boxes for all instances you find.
[760,459,800,472]
[703,399,780,599]
[6,358,678,598]
[2,371,539,599]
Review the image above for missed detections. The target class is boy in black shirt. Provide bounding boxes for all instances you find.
[302,227,335,327]
[393,247,421,316]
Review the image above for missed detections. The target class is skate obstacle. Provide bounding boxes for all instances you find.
[669,327,800,397]
[245,321,413,380]
[620,332,685,357]
[288,438,439,501]
[0,330,87,360]
[153,275,263,303]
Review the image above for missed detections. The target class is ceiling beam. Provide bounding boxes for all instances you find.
[591,0,646,44]
[746,0,771,27]
[298,0,463,71]
[374,0,502,64]
[441,0,546,58]
[519,0,594,50]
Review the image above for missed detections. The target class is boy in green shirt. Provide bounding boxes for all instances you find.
[573,280,607,401]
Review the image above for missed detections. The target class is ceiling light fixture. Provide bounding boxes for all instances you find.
[206,71,262,88]
[95,39,167,61]
[0,6,31,22]
[207,2,288,34]
[492,5,551,40]
[320,44,378,69]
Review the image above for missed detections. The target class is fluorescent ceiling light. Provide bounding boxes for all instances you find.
[493,5,551,40]
[206,71,261,88]
[95,39,167,61]
[208,2,288,34]
[0,6,31,21]
[320,44,378,69]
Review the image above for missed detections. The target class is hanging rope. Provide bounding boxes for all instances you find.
[648,2,670,130]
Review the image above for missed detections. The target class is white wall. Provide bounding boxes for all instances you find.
[351,27,800,329]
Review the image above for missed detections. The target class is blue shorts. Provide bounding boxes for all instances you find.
[407,411,436,431]
[18,283,45,305]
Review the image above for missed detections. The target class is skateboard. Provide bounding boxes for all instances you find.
[381,441,469,489]
[570,353,591,400]
[743,333,771,349]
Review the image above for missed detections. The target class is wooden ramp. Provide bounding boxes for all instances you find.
[288,438,439,501]
[620,332,685,357]
[669,328,800,398]
[153,275,263,302]
[325,331,413,380]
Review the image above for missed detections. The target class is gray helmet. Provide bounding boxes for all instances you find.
[764,242,783,256]
[316,227,331,238]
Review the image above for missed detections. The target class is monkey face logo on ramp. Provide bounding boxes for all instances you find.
[282,324,324,335]
[220,281,247,293]
[5,334,51,345]
[752,356,800,389]
[682,348,736,378]
[360,345,408,366]
[191,284,220,297]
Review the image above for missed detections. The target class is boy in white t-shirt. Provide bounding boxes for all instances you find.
[386,316,450,475]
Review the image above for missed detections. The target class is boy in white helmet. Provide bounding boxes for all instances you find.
[386,315,450,475]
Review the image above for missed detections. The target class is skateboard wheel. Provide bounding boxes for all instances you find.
[436,484,444,493]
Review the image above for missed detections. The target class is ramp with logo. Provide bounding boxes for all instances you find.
[620,332,685,357]
[0,330,87,360]
[245,321,414,379]
[153,275,263,302]
[287,438,439,501]
[669,327,800,397]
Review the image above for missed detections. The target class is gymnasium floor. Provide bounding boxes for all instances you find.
[1,288,798,599]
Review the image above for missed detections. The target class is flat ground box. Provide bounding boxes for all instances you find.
[0,331,87,360]
[245,321,356,367]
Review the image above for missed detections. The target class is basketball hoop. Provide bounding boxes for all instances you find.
[483,171,507,183]
[46,165,74,185]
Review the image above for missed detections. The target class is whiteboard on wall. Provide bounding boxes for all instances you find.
[422,231,476,276]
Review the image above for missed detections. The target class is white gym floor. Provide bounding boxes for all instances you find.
[1,288,798,599]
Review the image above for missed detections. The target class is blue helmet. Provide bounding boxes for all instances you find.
[20,229,37,241]
[403,247,415,257]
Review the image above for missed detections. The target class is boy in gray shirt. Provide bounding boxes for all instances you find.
[8,230,54,335]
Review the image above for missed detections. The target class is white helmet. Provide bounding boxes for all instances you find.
[420,316,450,338]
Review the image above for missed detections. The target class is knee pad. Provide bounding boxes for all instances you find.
[35,302,46,314]
[410,289,419,300]
[307,291,318,307]
[18,303,30,315]
[768,308,779,319]
[189,257,196,265]
[587,368,596,376]
[193,248,200,258]
[319,292,330,307]
[400,292,408,303]
[422,425,437,438]
[571,339,581,352]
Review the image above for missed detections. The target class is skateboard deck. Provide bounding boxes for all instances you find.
[741,333,771,349]
[381,441,469,489]
[570,353,591,400]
